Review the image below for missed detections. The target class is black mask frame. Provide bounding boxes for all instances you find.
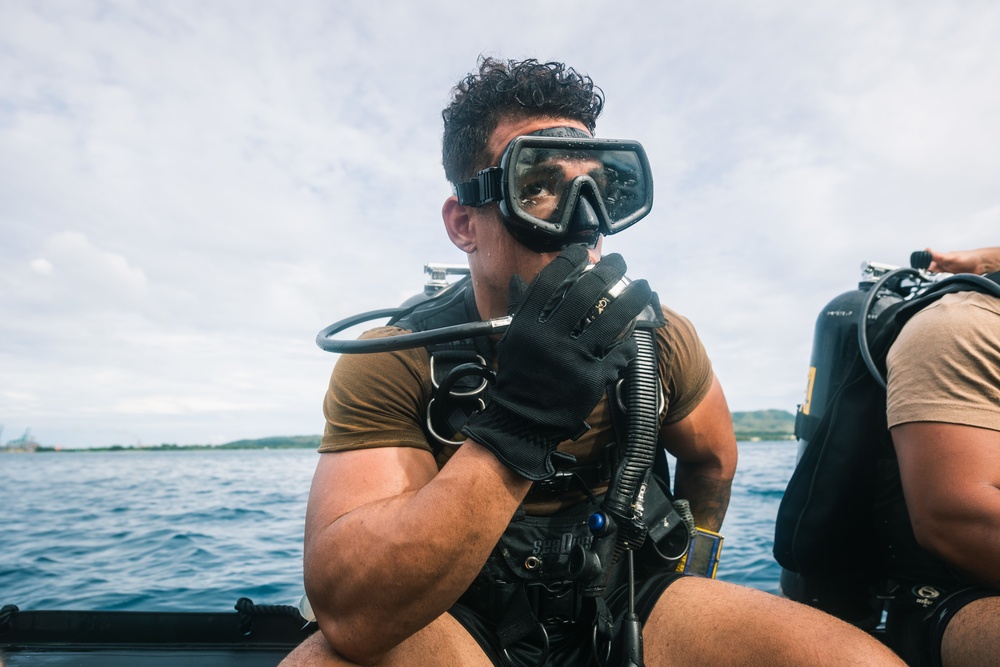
[455,135,654,252]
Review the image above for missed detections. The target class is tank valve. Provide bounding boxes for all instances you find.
[910,250,932,271]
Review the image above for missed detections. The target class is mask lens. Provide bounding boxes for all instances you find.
[596,150,647,223]
[511,147,576,221]
[505,138,652,234]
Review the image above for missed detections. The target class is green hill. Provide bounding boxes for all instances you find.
[217,435,321,449]
[214,412,796,448]
[46,435,324,452]
[731,409,796,441]
[220,413,795,447]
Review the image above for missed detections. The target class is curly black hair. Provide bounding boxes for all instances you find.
[441,57,605,186]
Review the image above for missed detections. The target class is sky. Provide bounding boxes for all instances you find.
[2,1,999,448]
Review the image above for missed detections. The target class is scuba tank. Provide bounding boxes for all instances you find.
[791,261,913,460]
[776,254,934,624]
[768,249,1000,628]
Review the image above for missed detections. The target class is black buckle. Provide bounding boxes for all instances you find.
[526,581,582,627]
[456,167,503,207]
[532,469,578,494]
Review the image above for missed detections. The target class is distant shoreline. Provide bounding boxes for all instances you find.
[5,436,796,453]
[2,410,798,452]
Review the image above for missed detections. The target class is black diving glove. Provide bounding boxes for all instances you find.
[461,245,652,481]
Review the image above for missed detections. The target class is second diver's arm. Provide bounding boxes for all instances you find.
[892,421,1000,589]
[927,246,1000,275]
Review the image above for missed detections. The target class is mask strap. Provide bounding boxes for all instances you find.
[454,126,591,207]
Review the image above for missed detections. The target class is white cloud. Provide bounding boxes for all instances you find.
[30,258,54,275]
[2,0,1000,445]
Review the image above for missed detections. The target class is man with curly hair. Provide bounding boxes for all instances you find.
[280,57,904,666]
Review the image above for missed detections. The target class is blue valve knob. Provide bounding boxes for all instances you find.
[588,512,608,535]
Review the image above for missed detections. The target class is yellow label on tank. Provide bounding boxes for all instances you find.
[801,366,817,416]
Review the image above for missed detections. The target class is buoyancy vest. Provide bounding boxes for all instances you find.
[774,272,1000,625]
[390,278,690,627]
[389,276,498,449]
[389,275,671,487]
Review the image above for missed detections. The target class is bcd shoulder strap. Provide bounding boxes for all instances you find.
[390,279,496,452]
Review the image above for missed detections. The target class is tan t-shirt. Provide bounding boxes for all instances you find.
[319,305,714,509]
[886,291,1000,431]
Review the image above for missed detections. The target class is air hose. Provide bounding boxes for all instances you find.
[315,276,515,355]
[316,310,511,354]
[577,328,659,667]
[858,267,920,389]
[577,328,660,605]
[605,328,660,562]
[858,265,1000,389]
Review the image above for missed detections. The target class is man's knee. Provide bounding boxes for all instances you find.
[642,577,905,665]
[278,613,492,667]
[941,595,1000,667]
[278,630,350,667]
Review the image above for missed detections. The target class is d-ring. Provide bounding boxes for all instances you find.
[500,623,549,667]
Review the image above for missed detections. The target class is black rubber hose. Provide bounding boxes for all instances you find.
[603,328,660,563]
[858,269,1000,388]
[858,267,919,389]
[316,311,509,354]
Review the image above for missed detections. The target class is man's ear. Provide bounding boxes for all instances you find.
[442,196,476,253]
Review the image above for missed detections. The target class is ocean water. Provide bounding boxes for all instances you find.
[0,442,797,612]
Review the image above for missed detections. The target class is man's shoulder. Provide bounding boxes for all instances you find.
[961,289,1000,316]
[900,290,1000,339]
[332,327,431,378]
[653,303,702,343]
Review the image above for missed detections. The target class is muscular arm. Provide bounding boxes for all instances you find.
[304,442,531,664]
[659,376,738,531]
[892,421,1000,588]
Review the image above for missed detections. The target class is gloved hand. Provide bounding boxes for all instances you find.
[461,245,652,481]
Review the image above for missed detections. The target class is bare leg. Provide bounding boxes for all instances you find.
[642,577,905,666]
[941,595,1000,667]
[278,612,493,667]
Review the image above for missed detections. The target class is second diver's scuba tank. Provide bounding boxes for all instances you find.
[774,251,1000,628]
[774,258,915,625]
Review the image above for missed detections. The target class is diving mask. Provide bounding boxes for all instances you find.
[455,128,654,252]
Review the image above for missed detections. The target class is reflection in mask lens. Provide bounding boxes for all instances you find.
[511,148,646,225]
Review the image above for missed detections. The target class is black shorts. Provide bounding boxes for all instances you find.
[449,571,686,667]
[883,581,1000,667]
